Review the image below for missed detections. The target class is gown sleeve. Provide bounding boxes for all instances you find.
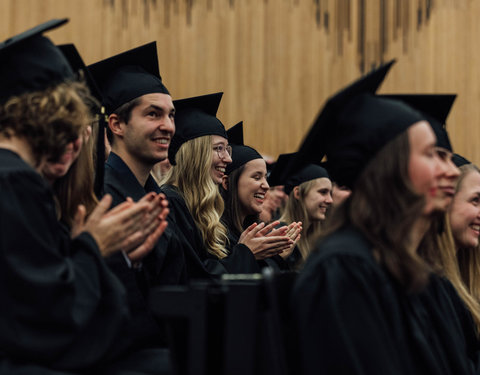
[0,168,128,370]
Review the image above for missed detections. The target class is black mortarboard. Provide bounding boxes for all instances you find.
[452,154,471,168]
[87,42,170,114]
[58,43,103,103]
[169,92,227,165]
[287,60,427,189]
[289,60,396,175]
[227,121,244,145]
[269,153,330,194]
[225,122,263,174]
[0,19,73,103]
[380,94,456,151]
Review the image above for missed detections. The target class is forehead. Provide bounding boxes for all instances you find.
[460,171,480,193]
[311,177,332,189]
[408,121,436,149]
[243,158,267,173]
[212,135,228,144]
[137,92,174,109]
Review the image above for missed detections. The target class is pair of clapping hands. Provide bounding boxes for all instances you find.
[239,221,302,260]
[71,192,169,262]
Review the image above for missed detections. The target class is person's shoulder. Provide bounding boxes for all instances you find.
[160,184,184,204]
[311,226,374,262]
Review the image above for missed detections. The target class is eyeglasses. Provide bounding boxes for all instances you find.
[213,144,232,159]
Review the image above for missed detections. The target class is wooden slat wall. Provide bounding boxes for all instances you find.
[1,0,479,163]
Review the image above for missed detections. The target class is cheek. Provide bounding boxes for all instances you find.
[409,156,436,195]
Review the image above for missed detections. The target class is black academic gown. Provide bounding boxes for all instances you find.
[292,225,479,375]
[103,152,186,352]
[160,184,260,278]
[0,149,128,374]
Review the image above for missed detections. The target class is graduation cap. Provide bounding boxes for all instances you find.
[287,60,427,189]
[380,94,456,151]
[169,92,227,165]
[0,19,73,103]
[58,43,103,104]
[227,121,244,145]
[268,153,329,195]
[225,122,263,174]
[87,42,169,114]
[452,154,471,168]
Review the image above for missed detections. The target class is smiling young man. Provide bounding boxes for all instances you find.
[88,43,187,372]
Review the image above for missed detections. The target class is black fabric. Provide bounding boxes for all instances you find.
[226,145,263,175]
[0,149,128,373]
[103,152,187,350]
[292,225,479,375]
[160,184,260,278]
[453,153,472,167]
[226,121,244,145]
[0,19,73,103]
[168,92,227,165]
[87,42,169,114]
[268,152,329,193]
[380,94,456,151]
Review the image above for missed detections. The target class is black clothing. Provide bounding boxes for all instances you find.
[160,184,260,278]
[292,225,479,375]
[103,152,186,351]
[0,149,127,373]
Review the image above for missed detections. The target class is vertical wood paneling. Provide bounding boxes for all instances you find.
[1,0,479,164]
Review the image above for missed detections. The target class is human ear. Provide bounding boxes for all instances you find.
[293,186,300,200]
[108,114,124,138]
[221,175,229,191]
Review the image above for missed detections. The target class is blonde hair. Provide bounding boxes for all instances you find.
[164,136,229,259]
[422,215,480,333]
[280,179,324,264]
[454,164,480,324]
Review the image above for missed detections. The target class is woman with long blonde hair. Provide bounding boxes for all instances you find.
[161,93,292,277]
[272,154,332,269]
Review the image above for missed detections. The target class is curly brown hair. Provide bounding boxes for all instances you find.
[0,81,92,165]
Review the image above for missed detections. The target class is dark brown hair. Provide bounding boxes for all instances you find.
[107,97,142,145]
[321,130,431,292]
[220,165,259,239]
[0,81,91,165]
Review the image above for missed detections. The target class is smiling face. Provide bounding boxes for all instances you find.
[119,93,175,167]
[237,158,269,216]
[210,135,232,184]
[449,169,480,249]
[300,177,333,221]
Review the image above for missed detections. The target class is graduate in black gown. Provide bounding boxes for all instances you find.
[267,152,332,270]
[0,19,164,375]
[87,43,190,364]
[161,93,293,277]
[220,122,301,270]
[291,61,480,375]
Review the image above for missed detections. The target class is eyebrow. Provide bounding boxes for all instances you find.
[145,104,175,114]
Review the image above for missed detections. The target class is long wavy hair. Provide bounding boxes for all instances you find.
[280,179,325,261]
[321,131,431,293]
[420,213,480,333]
[454,165,480,316]
[0,81,91,166]
[164,135,229,259]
